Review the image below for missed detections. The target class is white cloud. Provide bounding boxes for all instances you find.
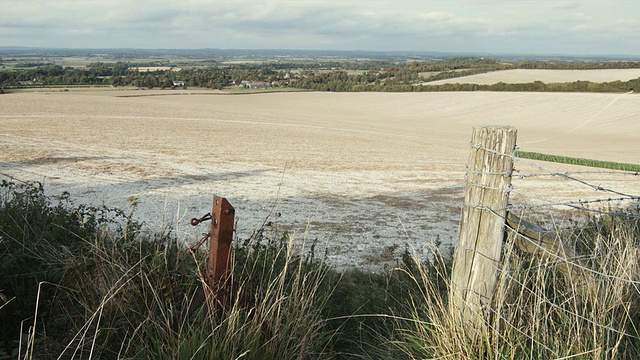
[0,0,639,56]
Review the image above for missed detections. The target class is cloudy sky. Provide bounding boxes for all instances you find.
[1,0,639,56]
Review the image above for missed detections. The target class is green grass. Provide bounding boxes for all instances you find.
[516,151,640,172]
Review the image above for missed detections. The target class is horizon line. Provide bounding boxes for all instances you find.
[1,46,640,60]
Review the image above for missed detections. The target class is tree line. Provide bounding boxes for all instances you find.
[298,78,640,93]
[1,57,639,93]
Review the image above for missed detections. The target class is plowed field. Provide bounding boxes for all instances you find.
[1,90,638,269]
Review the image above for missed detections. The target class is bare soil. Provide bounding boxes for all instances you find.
[1,89,638,270]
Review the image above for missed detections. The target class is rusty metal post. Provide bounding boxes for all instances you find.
[207,195,235,291]
[183,195,236,320]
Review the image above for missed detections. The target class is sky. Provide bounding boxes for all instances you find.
[1,0,639,56]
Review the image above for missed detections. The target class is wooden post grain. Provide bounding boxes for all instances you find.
[449,126,517,336]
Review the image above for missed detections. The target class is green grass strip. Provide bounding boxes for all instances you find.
[516,151,640,172]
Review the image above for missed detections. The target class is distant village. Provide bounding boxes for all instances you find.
[170,79,275,89]
[131,66,283,89]
[169,78,287,89]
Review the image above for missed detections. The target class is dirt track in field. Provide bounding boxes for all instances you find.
[1,89,638,269]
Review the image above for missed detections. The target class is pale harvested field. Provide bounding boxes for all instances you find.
[1,90,638,269]
[132,66,180,72]
[427,68,640,85]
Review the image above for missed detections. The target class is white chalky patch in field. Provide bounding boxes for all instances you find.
[1,90,638,270]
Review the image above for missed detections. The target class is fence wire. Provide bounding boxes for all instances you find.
[457,139,640,353]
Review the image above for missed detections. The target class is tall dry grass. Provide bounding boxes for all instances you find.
[395,208,640,359]
[130,234,333,360]
[0,180,333,359]
[4,178,638,359]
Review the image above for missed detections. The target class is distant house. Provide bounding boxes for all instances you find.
[18,78,38,86]
[240,80,271,89]
[172,81,185,87]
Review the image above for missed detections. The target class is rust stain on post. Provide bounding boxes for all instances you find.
[182,195,236,319]
[208,195,235,290]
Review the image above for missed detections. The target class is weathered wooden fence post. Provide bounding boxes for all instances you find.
[449,125,517,337]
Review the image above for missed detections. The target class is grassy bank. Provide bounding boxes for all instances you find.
[516,151,640,172]
[1,180,639,359]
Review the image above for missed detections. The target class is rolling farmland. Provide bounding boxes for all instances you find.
[427,68,640,85]
[1,89,638,268]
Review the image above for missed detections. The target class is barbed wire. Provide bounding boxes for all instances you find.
[470,141,637,191]
[508,196,638,209]
[457,138,640,345]
[451,253,639,348]
[448,281,560,355]
[505,228,640,288]
[0,172,33,185]
[465,142,640,219]
[513,169,640,178]
[486,308,559,356]
[493,266,640,341]
[453,243,639,343]
[507,200,640,220]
